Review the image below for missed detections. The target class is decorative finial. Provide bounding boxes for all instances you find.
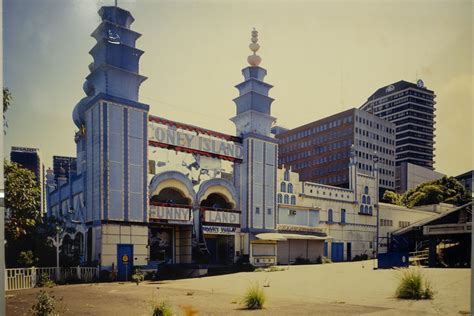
[247,27,262,67]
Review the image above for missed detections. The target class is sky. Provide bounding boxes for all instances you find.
[3,0,473,176]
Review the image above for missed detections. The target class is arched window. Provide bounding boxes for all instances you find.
[288,183,293,193]
[284,195,289,204]
[367,196,371,205]
[362,195,366,204]
[360,205,364,213]
[341,209,346,223]
[290,196,296,205]
[277,194,282,203]
[365,205,369,213]
[281,182,286,192]
[369,206,373,215]
[328,209,333,223]
[364,186,369,194]
[284,170,290,181]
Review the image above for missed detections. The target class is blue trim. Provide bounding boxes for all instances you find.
[103,103,109,219]
[124,108,129,221]
[143,111,148,223]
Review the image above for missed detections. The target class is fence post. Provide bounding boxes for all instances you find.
[76,266,81,280]
[31,267,37,288]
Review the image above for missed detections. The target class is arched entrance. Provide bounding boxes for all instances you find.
[197,179,240,265]
[148,172,195,266]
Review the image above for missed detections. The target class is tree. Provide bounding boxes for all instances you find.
[3,87,12,133]
[383,176,469,208]
[5,160,41,240]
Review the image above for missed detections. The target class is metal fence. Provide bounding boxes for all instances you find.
[5,266,99,291]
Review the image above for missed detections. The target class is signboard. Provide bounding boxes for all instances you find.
[149,206,193,224]
[204,210,240,225]
[202,225,237,235]
[121,254,129,264]
[149,122,244,160]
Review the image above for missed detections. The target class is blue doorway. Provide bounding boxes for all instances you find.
[331,242,344,262]
[117,244,133,281]
[346,242,352,261]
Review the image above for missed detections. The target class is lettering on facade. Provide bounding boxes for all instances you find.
[202,225,236,235]
[149,206,192,223]
[204,210,240,225]
[149,123,244,160]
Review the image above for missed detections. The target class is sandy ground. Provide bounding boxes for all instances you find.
[6,260,471,315]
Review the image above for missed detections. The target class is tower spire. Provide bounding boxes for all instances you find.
[247,28,262,67]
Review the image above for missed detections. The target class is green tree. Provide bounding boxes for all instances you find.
[383,176,469,208]
[3,87,12,133]
[5,160,41,240]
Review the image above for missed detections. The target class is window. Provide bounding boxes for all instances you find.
[284,195,289,204]
[364,186,369,194]
[256,207,260,214]
[365,205,369,213]
[284,170,290,181]
[290,196,296,205]
[328,209,333,223]
[341,209,346,224]
[288,183,293,193]
[267,208,272,215]
[281,182,286,192]
[277,194,282,204]
[360,205,364,213]
[367,196,371,204]
[369,206,373,215]
[362,195,366,204]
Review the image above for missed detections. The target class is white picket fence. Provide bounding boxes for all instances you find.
[5,266,99,291]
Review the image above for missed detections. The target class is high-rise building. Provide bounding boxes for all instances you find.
[275,108,396,192]
[10,146,46,214]
[52,156,77,182]
[360,80,436,170]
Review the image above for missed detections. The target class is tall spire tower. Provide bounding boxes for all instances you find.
[232,29,278,252]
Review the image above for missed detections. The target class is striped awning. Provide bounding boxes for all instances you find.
[256,233,332,241]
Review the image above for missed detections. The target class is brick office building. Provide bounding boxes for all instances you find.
[275,108,396,192]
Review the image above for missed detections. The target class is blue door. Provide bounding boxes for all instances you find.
[331,242,344,262]
[324,242,328,257]
[117,244,133,281]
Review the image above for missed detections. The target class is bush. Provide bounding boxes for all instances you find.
[395,268,434,300]
[151,301,173,316]
[18,250,38,267]
[293,256,311,265]
[37,273,55,288]
[131,268,144,285]
[31,290,57,316]
[242,283,266,310]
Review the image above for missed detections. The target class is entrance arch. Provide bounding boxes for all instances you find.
[196,178,238,209]
[149,171,196,205]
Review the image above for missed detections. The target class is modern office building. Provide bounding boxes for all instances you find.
[10,146,46,214]
[53,156,77,182]
[360,80,436,170]
[275,108,396,192]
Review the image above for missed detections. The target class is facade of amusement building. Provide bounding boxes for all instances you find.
[46,5,442,279]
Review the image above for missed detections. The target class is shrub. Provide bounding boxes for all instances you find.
[18,250,38,267]
[242,283,266,310]
[293,256,311,265]
[151,301,173,316]
[254,266,285,272]
[31,290,57,316]
[321,256,332,264]
[131,268,144,285]
[395,268,434,300]
[37,273,55,288]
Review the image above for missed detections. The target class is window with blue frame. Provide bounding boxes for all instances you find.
[284,195,289,204]
[284,170,290,181]
[360,205,364,213]
[290,196,296,205]
[288,183,293,193]
[362,195,366,204]
[364,186,369,194]
[369,206,373,215]
[328,209,333,223]
[341,209,346,223]
[367,196,371,204]
[281,182,286,192]
[277,194,282,203]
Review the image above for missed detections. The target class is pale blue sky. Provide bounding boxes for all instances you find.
[4,0,473,176]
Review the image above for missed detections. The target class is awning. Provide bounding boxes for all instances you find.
[256,233,332,241]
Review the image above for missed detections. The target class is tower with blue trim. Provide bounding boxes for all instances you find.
[231,29,278,261]
[73,5,149,271]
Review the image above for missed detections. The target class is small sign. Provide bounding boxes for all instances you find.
[204,210,240,225]
[202,225,236,235]
[149,206,193,223]
[121,254,129,264]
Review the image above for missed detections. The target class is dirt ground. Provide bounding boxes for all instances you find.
[6,261,471,316]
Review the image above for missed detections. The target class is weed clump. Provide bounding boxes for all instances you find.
[242,283,266,310]
[395,268,434,300]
